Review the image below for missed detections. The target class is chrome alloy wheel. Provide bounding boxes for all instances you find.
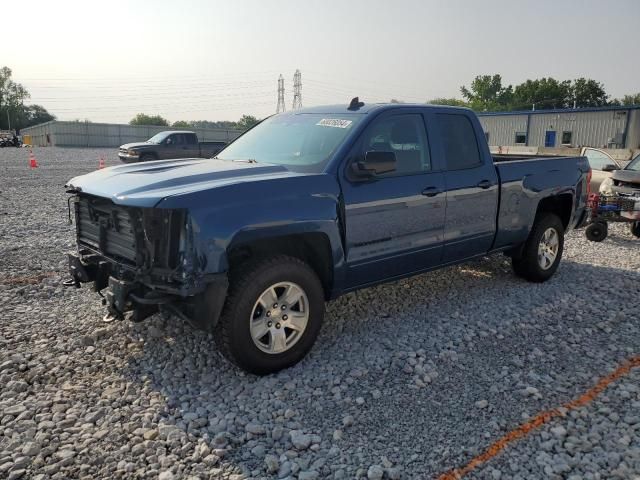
[537,227,559,270]
[249,282,309,354]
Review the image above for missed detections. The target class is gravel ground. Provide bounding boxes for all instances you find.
[1,147,639,480]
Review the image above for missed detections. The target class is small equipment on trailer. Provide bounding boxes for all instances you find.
[585,193,640,241]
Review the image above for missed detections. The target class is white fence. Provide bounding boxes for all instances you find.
[22,121,244,147]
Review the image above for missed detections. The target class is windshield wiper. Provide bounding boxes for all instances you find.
[211,157,258,163]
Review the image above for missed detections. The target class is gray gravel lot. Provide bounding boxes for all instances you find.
[1,147,639,480]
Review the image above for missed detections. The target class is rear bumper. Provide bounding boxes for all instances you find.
[67,251,228,328]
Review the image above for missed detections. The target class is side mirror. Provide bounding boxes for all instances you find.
[602,164,619,172]
[351,151,397,177]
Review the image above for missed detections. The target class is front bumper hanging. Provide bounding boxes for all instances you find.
[66,251,228,329]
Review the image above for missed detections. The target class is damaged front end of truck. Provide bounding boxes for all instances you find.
[65,191,227,328]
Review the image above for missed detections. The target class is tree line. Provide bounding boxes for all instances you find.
[129,113,260,131]
[0,67,55,131]
[427,74,640,112]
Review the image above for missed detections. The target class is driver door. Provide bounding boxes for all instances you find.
[340,111,446,288]
[163,133,184,159]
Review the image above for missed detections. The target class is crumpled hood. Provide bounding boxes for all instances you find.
[66,158,302,207]
[611,169,640,185]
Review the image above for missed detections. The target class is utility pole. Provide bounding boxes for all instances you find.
[276,75,286,113]
[292,70,302,110]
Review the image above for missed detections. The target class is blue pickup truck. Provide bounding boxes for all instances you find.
[66,101,590,374]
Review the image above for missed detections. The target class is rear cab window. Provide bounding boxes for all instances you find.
[437,114,482,170]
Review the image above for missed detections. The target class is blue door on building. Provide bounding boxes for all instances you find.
[545,130,556,147]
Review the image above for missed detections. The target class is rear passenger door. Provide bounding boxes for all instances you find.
[436,113,499,262]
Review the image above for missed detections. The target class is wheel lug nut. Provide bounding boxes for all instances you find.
[267,321,272,327]
[282,315,288,320]
[281,305,287,310]
[266,311,271,317]
[275,323,281,329]
[273,303,278,308]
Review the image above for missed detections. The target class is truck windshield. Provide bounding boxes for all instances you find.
[148,132,169,144]
[626,154,640,171]
[217,113,363,172]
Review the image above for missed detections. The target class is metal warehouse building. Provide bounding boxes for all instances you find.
[21,121,244,147]
[478,106,640,149]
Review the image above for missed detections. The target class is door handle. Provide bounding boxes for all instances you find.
[477,180,492,189]
[422,186,442,197]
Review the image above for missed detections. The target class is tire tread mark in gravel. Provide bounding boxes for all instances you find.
[436,355,640,480]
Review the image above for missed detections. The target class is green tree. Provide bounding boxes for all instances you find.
[23,105,55,126]
[0,66,53,130]
[612,93,640,106]
[172,120,191,128]
[237,114,259,130]
[129,113,169,126]
[460,74,513,111]
[570,78,608,107]
[511,78,572,110]
[427,97,468,107]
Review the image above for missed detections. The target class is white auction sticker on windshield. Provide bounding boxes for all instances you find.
[316,119,353,128]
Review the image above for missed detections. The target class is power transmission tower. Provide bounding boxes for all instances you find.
[292,70,302,110]
[276,74,286,113]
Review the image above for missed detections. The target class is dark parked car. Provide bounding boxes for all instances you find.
[118,131,226,162]
[66,101,590,374]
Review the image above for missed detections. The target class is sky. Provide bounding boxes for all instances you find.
[4,0,639,124]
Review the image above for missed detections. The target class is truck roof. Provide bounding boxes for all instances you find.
[282,102,472,115]
[159,130,196,135]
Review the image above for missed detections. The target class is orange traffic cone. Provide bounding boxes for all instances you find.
[29,149,39,168]
[98,157,105,169]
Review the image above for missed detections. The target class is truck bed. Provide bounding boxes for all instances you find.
[492,154,590,250]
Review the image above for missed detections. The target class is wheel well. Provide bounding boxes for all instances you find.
[536,194,573,229]
[227,233,334,299]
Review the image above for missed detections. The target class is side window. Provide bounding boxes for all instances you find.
[584,148,613,170]
[359,114,431,175]
[514,132,527,144]
[437,114,482,170]
[173,134,184,145]
[185,133,197,145]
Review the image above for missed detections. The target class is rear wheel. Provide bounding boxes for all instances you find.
[215,255,325,375]
[512,213,565,282]
[585,221,608,242]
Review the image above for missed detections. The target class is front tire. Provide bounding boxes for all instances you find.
[215,255,325,375]
[512,213,565,282]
